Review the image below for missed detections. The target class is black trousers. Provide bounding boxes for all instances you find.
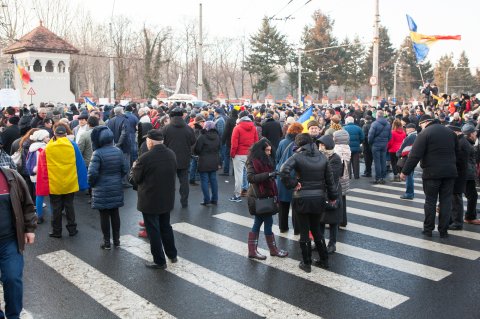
[349,152,360,179]
[22,175,36,203]
[465,180,478,220]
[177,169,189,206]
[422,178,454,233]
[389,152,399,175]
[451,193,464,226]
[363,146,373,175]
[297,213,324,243]
[142,212,177,266]
[99,208,121,243]
[278,201,299,233]
[50,193,76,235]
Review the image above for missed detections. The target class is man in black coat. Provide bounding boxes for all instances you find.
[361,115,373,177]
[461,124,480,225]
[161,108,196,208]
[1,117,20,155]
[107,106,132,187]
[131,130,178,269]
[261,112,283,151]
[401,115,459,238]
[220,109,238,176]
[446,125,469,230]
[30,107,46,128]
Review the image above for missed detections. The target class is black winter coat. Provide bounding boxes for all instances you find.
[362,121,372,150]
[320,153,343,224]
[132,144,177,214]
[222,116,237,147]
[453,134,469,193]
[194,129,220,172]
[261,119,283,150]
[162,116,196,169]
[106,114,130,153]
[280,143,337,214]
[402,120,458,179]
[1,125,20,155]
[88,126,127,210]
[466,138,477,181]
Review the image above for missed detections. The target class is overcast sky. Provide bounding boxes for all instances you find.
[78,0,475,71]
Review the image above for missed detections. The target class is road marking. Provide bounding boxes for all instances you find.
[37,250,175,319]
[172,222,409,309]
[348,195,424,213]
[120,235,321,319]
[214,212,451,281]
[347,207,480,241]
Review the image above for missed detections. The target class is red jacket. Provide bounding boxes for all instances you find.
[230,120,258,157]
[387,128,406,153]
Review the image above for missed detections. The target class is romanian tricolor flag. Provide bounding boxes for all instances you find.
[36,137,88,196]
[14,59,32,85]
[297,106,314,133]
[407,15,461,62]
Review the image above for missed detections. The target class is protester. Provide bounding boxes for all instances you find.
[333,130,351,228]
[107,106,132,188]
[230,111,258,202]
[194,121,220,206]
[162,108,196,208]
[368,110,391,184]
[401,115,458,238]
[361,115,373,177]
[88,126,127,249]
[0,166,36,319]
[36,125,88,238]
[396,123,417,199]
[246,138,287,259]
[387,119,406,182]
[220,109,238,176]
[343,116,364,179]
[131,130,178,269]
[261,112,283,150]
[280,133,337,272]
[1,116,20,155]
[276,122,303,234]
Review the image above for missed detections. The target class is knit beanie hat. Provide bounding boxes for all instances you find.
[30,129,50,142]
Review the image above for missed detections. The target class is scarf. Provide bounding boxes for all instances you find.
[251,158,278,197]
[321,148,335,158]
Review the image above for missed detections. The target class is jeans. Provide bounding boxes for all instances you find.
[363,146,373,175]
[99,208,121,243]
[176,169,189,206]
[34,183,46,218]
[242,167,248,191]
[405,172,415,198]
[232,155,247,197]
[319,223,338,245]
[251,215,273,235]
[189,158,199,182]
[142,212,177,266]
[464,180,478,220]
[422,178,454,233]
[122,153,131,185]
[349,152,360,179]
[372,144,387,180]
[50,193,76,235]
[223,146,231,174]
[220,144,226,167]
[199,171,218,203]
[0,239,24,319]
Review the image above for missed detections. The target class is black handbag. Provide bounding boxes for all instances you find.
[396,156,407,169]
[252,185,276,215]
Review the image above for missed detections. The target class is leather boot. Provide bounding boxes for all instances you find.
[248,232,266,260]
[313,239,329,269]
[299,241,312,273]
[265,234,288,257]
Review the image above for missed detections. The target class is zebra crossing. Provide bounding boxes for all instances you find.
[24,177,480,319]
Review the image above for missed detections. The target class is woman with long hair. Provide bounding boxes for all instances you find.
[280,133,337,272]
[246,138,288,260]
[387,119,406,182]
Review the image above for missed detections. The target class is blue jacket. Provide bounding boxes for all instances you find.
[88,126,128,210]
[368,117,391,148]
[275,135,296,202]
[343,123,364,153]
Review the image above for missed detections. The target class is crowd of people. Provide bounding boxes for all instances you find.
[2,91,480,316]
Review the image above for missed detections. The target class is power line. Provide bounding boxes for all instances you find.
[284,0,312,20]
[269,0,295,20]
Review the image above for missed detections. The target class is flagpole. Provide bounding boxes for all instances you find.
[417,64,425,84]
[371,0,380,104]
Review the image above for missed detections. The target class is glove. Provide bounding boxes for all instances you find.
[268,171,278,178]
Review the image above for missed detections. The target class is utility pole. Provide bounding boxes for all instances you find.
[197,3,203,100]
[297,47,301,105]
[109,22,115,104]
[371,0,380,103]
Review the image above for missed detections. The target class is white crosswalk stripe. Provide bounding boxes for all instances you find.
[213,212,452,281]
[38,250,175,319]
[120,235,322,319]
[172,222,410,309]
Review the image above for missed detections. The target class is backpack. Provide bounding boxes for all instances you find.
[25,150,38,176]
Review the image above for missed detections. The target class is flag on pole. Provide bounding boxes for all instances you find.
[297,106,314,133]
[406,14,461,62]
[14,59,32,85]
[85,97,96,110]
